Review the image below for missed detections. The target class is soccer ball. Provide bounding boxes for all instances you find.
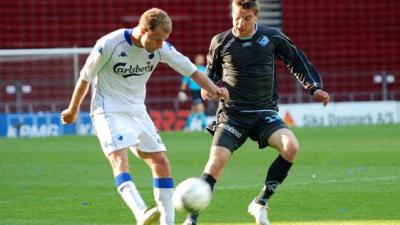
[173,177,212,213]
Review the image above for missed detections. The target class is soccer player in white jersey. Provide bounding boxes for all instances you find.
[61,8,228,225]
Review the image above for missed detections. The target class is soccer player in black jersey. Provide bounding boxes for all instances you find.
[183,1,330,225]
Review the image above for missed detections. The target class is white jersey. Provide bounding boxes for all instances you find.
[80,28,197,114]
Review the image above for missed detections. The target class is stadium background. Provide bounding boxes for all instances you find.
[0,0,399,131]
[1,1,400,225]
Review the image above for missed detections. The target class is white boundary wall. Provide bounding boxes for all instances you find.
[278,101,400,127]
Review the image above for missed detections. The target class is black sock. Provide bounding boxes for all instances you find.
[256,155,293,205]
[201,172,217,191]
[186,173,217,224]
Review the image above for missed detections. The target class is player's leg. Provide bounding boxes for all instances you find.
[109,149,150,221]
[182,146,231,225]
[249,126,298,225]
[183,104,197,131]
[133,112,174,225]
[92,112,159,225]
[203,146,232,181]
[191,91,207,129]
[246,112,298,225]
[195,103,207,129]
[135,150,174,225]
[255,127,298,205]
[183,114,248,225]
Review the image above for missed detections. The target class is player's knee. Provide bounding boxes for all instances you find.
[283,141,299,161]
[289,141,300,155]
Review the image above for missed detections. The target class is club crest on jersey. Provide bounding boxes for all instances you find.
[148,53,155,59]
[113,62,154,78]
[118,51,127,57]
[257,35,269,47]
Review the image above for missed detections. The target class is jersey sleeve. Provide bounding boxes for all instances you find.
[159,42,197,77]
[79,38,109,82]
[206,35,223,83]
[271,30,323,94]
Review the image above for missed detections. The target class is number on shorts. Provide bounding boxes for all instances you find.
[265,114,281,124]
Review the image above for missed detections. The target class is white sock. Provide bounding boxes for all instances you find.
[116,173,147,220]
[153,178,174,225]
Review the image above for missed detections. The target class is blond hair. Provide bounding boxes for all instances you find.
[139,8,172,33]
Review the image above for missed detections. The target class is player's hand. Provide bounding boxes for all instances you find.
[61,108,78,124]
[313,89,330,106]
[201,89,212,100]
[177,91,188,102]
[215,87,229,100]
[201,87,229,101]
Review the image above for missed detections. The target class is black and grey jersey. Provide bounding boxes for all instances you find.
[206,24,322,112]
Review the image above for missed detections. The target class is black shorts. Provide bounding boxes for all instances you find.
[207,108,288,152]
[189,90,202,105]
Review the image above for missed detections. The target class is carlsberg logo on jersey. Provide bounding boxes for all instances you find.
[113,62,154,78]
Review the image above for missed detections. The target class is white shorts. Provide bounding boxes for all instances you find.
[92,111,166,156]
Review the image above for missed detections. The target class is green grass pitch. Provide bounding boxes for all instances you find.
[1,125,399,225]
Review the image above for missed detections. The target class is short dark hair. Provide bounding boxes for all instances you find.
[232,0,260,14]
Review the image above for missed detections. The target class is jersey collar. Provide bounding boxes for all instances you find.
[124,29,133,46]
[232,23,258,40]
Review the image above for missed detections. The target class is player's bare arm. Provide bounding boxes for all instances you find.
[191,70,229,100]
[313,89,330,106]
[61,78,90,124]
